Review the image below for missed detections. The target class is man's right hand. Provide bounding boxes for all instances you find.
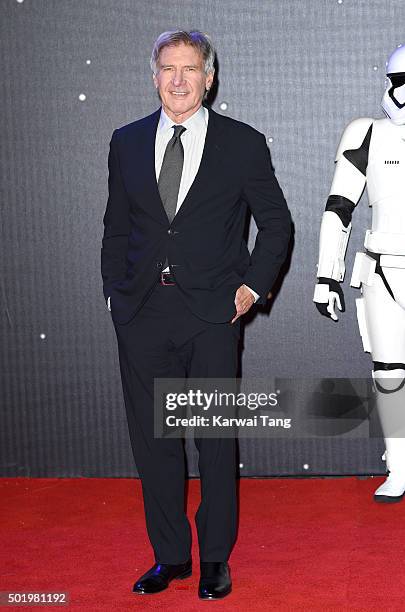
[313,278,345,322]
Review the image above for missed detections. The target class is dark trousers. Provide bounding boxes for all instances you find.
[113,282,240,564]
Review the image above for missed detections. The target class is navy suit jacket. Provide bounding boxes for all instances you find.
[101,106,291,324]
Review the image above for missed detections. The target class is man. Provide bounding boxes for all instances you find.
[101,30,290,600]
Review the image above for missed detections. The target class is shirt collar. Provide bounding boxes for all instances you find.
[158,105,208,135]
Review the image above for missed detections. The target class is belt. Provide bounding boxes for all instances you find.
[160,271,176,286]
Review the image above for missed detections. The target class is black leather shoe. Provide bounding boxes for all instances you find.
[133,560,192,594]
[198,562,232,600]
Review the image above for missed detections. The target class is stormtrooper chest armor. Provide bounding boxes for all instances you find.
[365,118,405,253]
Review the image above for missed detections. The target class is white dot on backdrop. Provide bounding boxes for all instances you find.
[16,0,24,3]
[79,93,86,101]
[219,101,228,111]
[40,333,46,340]
[398,44,403,48]
[373,66,378,71]
[303,463,309,470]
[239,463,244,469]
[337,0,343,4]
[86,59,91,65]
[268,137,274,143]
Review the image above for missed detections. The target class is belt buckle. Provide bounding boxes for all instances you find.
[160,271,175,286]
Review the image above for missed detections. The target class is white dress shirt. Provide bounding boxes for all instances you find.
[107,105,258,310]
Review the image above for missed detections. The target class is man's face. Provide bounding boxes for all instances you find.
[153,42,214,123]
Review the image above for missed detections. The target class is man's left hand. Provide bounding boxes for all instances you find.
[231,285,255,323]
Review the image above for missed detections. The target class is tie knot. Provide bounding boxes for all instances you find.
[172,125,186,139]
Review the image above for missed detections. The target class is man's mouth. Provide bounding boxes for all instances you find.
[171,91,188,96]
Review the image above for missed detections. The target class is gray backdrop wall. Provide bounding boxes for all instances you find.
[1,0,404,477]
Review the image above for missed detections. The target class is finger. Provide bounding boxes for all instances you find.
[328,308,338,321]
[240,296,254,310]
[233,306,249,321]
[327,296,338,321]
[335,295,342,312]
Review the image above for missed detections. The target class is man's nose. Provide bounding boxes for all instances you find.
[172,70,185,86]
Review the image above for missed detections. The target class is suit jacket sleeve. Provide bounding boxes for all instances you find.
[241,133,291,304]
[101,130,131,302]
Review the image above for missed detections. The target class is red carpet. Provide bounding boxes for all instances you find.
[2,477,405,611]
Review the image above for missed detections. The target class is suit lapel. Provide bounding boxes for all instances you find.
[134,108,169,226]
[172,106,224,225]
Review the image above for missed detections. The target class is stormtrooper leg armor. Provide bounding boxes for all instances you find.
[373,369,405,502]
[359,268,405,502]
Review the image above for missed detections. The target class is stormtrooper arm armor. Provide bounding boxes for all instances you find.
[314,118,373,319]
[316,211,351,282]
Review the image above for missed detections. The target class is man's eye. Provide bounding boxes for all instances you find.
[186,67,195,71]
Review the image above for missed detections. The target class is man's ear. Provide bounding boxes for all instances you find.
[206,70,214,91]
[152,73,158,89]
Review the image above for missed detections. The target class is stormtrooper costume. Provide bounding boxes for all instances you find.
[314,46,405,503]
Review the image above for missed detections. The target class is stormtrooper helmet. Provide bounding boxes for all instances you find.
[382,45,405,125]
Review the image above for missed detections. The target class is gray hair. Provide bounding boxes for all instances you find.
[150,30,215,75]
